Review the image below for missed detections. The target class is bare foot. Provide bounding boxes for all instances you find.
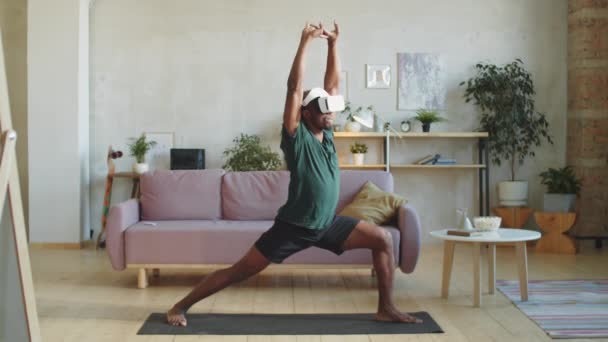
[375,309,422,324]
[166,307,187,327]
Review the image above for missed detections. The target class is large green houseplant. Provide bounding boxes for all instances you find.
[539,166,582,212]
[127,133,157,174]
[460,59,553,206]
[222,133,282,172]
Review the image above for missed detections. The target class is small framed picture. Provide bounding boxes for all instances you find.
[145,131,175,170]
[366,64,391,89]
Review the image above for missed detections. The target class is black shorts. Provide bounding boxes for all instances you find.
[254,216,361,264]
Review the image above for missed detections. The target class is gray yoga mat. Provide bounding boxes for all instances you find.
[138,312,443,335]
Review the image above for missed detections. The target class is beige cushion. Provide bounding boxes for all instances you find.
[338,181,407,225]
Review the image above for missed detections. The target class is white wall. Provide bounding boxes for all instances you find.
[28,0,91,243]
[89,0,567,242]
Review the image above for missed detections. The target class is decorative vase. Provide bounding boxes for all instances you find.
[344,121,361,132]
[422,123,431,132]
[498,181,528,206]
[133,163,149,174]
[456,208,474,231]
[353,153,365,166]
[543,193,576,212]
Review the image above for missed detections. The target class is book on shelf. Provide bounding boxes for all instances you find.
[433,158,457,165]
[415,154,440,165]
[446,229,486,237]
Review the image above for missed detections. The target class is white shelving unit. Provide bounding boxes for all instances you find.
[334,131,491,215]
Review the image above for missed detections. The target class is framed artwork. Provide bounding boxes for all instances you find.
[366,64,391,88]
[145,131,175,170]
[397,53,446,110]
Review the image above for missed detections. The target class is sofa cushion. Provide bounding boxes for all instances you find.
[140,169,225,220]
[339,181,407,225]
[337,170,394,213]
[125,220,400,265]
[222,171,290,220]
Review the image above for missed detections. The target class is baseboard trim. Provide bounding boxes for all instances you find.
[29,240,94,250]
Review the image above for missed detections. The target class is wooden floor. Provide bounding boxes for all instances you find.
[31,242,608,342]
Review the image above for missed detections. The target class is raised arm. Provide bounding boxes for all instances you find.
[283,23,325,135]
[323,21,341,96]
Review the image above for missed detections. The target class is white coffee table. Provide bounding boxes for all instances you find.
[430,228,541,307]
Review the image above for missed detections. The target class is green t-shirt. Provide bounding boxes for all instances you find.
[276,122,340,230]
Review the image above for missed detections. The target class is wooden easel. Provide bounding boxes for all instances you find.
[95,146,140,249]
[0,32,41,341]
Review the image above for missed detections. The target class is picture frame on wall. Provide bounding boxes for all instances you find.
[145,131,175,170]
[397,53,446,110]
[366,64,391,88]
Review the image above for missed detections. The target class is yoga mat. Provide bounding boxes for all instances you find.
[138,312,443,335]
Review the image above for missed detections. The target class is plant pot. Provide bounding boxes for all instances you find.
[498,181,528,206]
[344,121,361,132]
[133,163,149,174]
[422,123,431,132]
[353,153,365,166]
[543,193,576,212]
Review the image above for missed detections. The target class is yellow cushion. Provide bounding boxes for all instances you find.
[338,181,407,225]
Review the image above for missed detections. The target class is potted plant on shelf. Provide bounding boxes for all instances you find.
[414,108,445,132]
[127,133,156,174]
[539,166,582,212]
[222,133,282,171]
[341,101,361,132]
[350,142,368,166]
[460,58,553,207]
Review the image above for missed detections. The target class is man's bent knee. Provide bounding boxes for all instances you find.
[379,229,393,251]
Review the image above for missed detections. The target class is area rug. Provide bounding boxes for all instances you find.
[137,312,443,335]
[497,279,608,339]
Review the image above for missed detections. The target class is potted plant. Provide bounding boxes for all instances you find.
[539,166,582,212]
[350,142,368,165]
[223,133,282,171]
[127,133,156,174]
[414,108,445,132]
[460,59,553,206]
[341,101,361,132]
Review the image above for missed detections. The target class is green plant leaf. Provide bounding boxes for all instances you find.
[222,133,282,172]
[127,133,157,163]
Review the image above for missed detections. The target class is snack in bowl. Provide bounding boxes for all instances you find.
[473,216,502,231]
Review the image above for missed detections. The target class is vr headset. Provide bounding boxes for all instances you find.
[302,88,345,113]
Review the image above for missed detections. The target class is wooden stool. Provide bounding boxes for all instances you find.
[534,212,577,254]
[493,207,533,247]
[493,207,533,228]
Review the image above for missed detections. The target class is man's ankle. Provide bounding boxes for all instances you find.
[171,305,189,314]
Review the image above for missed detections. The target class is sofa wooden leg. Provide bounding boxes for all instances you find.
[153,268,160,278]
[138,268,149,289]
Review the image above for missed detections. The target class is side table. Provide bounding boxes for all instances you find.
[534,212,577,254]
[430,228,541,307]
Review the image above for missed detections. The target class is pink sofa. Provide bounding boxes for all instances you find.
[105,169,421,288]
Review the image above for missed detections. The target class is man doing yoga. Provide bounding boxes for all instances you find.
[167,21,422,327]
